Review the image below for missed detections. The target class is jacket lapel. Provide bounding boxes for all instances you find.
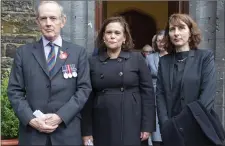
[169,53,175,90]
[181,50,195,89]
[50,40,70,79]
[32,39,49,77]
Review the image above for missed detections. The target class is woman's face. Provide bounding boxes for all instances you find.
[156,35,165,51]
[169,20,190,48]
[103,22,126,50]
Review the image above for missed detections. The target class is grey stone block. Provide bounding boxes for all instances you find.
[2,0,34,13]
[1,35,36,44]
[6,44,17,58]
[1,44,6,57]
[1,57,13,68]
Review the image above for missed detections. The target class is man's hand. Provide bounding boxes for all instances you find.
[29,118,58,133]
[45,113,62,126]
[140,132,150,141]
[82,136,93,146]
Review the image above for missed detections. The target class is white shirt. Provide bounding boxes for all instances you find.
[42,36,62,61]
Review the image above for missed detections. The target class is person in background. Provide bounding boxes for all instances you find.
[81,16,156,146]
[7,1,91,145]
[156,13,218,146]
[146,30,167,146]
[142,44,154,58]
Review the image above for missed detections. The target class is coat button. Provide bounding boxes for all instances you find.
[100,74,104,79]
[179,128,183,132]
[103,61,107,64]
[120,87,124,92]
[181,97,184,100]
[119,72,123,76]
[102,90,105,93]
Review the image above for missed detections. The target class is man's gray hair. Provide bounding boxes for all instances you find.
[36,1,66,18]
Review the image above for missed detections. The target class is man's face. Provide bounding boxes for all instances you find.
[36,3,66,41]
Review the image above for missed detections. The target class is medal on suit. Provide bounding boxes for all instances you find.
[62,66,68,79]
[71,64,77,77]
[67,64,73,78]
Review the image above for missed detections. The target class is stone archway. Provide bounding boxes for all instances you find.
[115,9,157,50]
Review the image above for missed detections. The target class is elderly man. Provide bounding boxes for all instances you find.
[7,1,91,145]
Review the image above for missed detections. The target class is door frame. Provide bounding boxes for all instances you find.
[95,1,189,33]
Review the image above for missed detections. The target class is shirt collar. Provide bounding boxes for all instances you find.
[42,35,62,47]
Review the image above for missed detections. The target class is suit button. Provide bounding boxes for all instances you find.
[120,87,124,92]
[102,90,105,93]
[103,61,107,65]
[181,97,184,100]
[179,128,183,132]
[119,72,123,76]
[46,85,50,88]
[100,74,104,79]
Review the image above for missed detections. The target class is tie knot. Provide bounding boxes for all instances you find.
[48,42,54,47]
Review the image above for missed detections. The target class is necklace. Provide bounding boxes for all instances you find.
[177,57,187,62]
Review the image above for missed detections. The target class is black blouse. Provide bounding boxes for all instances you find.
[171,51,189,117]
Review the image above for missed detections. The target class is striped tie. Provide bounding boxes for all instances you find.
[47,42,56,76]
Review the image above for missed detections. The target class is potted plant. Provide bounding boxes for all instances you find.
[1,72,19,146]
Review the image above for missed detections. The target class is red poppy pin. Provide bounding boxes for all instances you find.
[59,50,68,59]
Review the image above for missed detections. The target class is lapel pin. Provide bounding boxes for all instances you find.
[59,50,68,60]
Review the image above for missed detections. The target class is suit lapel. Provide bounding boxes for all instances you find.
[50,40,70,79]
[181,50,195,89]
[32,39,49,77]
[169,53,175,90]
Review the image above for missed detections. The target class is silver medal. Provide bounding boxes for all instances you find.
[68,73,72,78]
[72,72,77,77]
[64,73,68,79]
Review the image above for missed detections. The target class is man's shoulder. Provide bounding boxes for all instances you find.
[63,40,85,52]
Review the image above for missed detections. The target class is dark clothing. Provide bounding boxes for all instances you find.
[7,39,92,145]
[82,51,156,146]
[156,49,219,145]
[161,101,225,146]
[171,51,189,117]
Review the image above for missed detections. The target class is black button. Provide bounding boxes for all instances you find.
[100,74,104,79]
[120,87,124,92]
[181,97,184,100]
[179,128,183,132]
[102,90,105,93]
[119,72,123,76]
[46,85,50,88]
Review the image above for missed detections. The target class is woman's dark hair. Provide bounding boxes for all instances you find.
[154,30,165,52]
[163,13,202,53]
[96,16,134,53]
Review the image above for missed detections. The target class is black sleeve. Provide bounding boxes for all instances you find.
[138,53,156,132]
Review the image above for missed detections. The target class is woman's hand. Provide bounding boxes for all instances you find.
[82,136,94,146]
[140,132,150,141]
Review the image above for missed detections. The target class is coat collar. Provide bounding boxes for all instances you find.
[99,50,131,62]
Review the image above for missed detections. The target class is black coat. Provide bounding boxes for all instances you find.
[82,51,156,146]
[161,101,225,146]
[156,49,217,145]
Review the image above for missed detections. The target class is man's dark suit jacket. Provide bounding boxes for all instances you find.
[161,101,225,146]
[7,39,92,145]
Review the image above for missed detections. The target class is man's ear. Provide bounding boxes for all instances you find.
[61,16,67,28]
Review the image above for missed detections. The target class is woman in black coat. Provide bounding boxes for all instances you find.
[156,13,217,146]
[81,16,156,146]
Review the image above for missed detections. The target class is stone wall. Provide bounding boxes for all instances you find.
[1,0,41,74]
